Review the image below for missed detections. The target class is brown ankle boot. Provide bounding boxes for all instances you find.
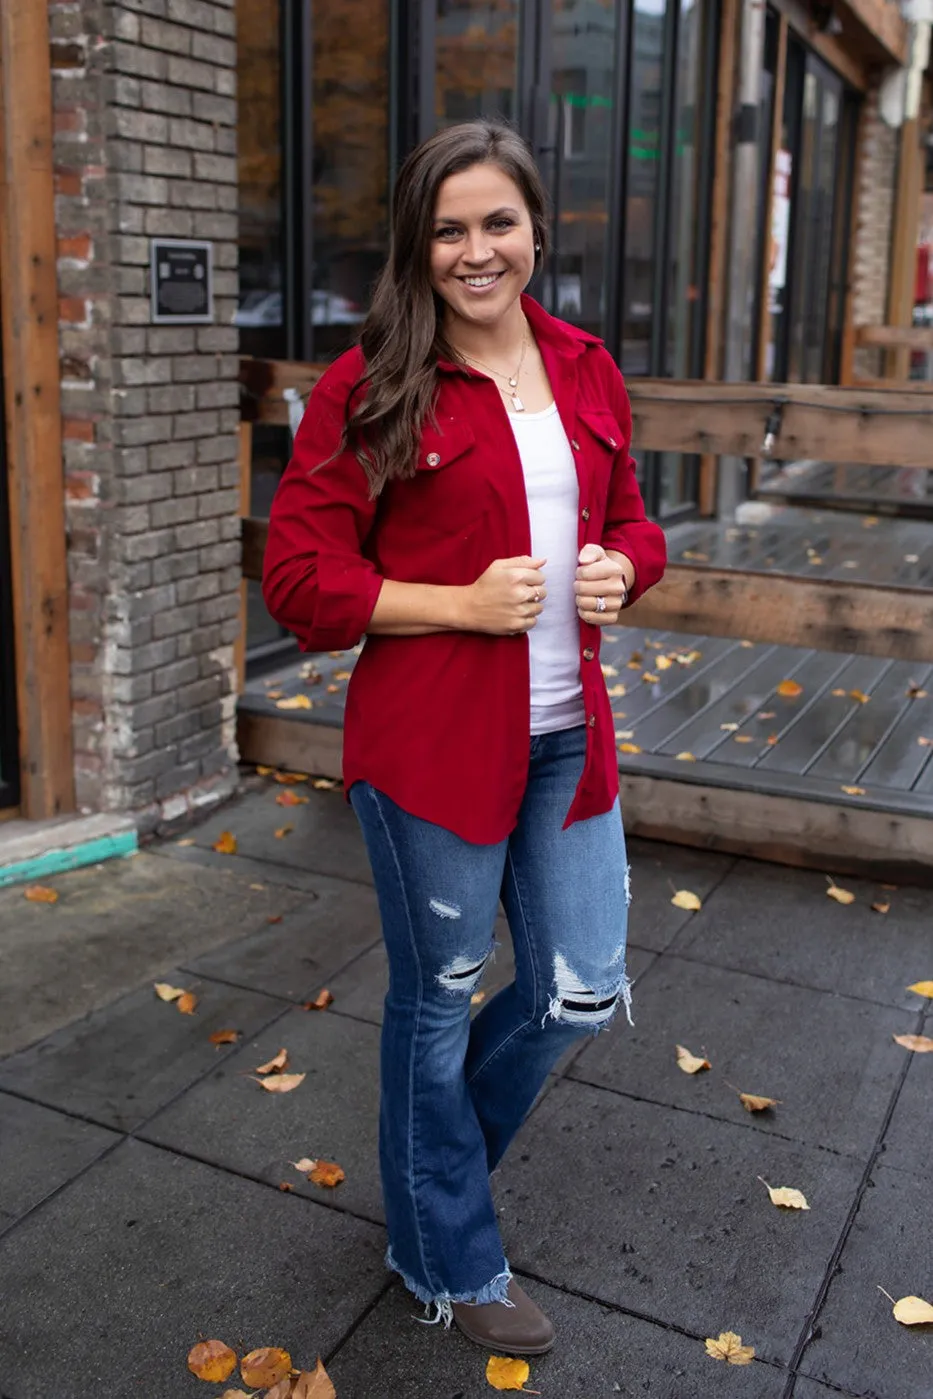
[452,1279,556,1355]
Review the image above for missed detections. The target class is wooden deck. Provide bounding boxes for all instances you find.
[754,460,933,520]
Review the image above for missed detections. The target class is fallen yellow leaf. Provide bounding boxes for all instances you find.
[720,722,739,732]
[656,656,673,670]
[292,1157,317,1173]
[841,786,866,796]
[777,680,803,698]
[907,685,928,699]
[176,837,195,846]
[879,1290,933,1326]
[187,1339,237,1383]
[219,1390,255,1399]
[675,752,697,762]
[704,1331,755,1365]
[471,990,486,1005]
[863,516,879,527]
[738,1092,780,1113]
[871,901,890,914]
[642,672,660,684]
[312,778,341,790]
[265,690,283,700]
[918,736,933,748]
[831,688,847,696]
[274,771,308,783]
[275,790,309,806]
[486,1355,538,1391]
[177,992,198,1015]
[292,1358,338,1399]
[274,824,294,839]
[213,831,237,854]
[256,764,275,775]
[671,890,702,911]
[759,1178,810,1210]
[255,1048,289,1075]
[601,663,619,677]
[326,683,340,693]
[154,982,185,1002]
[734,735,754,744]
[310,1159,346,1187]
[606,683,627,697]
[893,1034,933,1053]
[24,885,59,904]
[618,742,642,755]
[240,1348,292,1390]
[676,1044,710,1074]
[209,1029,240,1045]
[303,989,334,1011]
[615,729,634,740]
[826,880,855,906]
[276,694,313,710]
[849,689,870,704]
[758,711,776,720]
[907,981,933,997]
[333,669,352,680]
[251,1072,306,1093]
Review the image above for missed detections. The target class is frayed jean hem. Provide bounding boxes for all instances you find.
[386,1246,514,1329]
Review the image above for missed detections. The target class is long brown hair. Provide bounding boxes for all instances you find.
[343,121,550,496]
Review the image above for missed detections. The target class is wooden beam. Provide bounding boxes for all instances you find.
[769,0,871,90]
[835,0,908,66]
[858,324,933,353]
[624,565,933,661]
[242,515,266,582]
[626,380,933,466]
[240,357,326,426]
[0,1,75,819]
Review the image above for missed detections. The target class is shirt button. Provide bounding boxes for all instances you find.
[581,507,590,521]
[608,436,617,448]
[426,451,441,466]
[571,439,580,451]
[583,647,595,661]
[588,714,596,727]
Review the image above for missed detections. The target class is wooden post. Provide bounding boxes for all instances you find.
[0,1,75,819]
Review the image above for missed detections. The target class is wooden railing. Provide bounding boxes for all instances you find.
[240,365,933,664]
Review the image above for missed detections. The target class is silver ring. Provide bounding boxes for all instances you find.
[595,595,607,613]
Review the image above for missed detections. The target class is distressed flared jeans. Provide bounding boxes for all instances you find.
[349,725,631,1321]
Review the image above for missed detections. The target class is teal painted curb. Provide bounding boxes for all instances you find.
[0,830,138,888]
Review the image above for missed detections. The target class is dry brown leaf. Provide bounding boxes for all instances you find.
[240,1348,292,1390]
[907,685,928,699]
[738,1092,780,1113]
[209,1029,240,1045]
[24,885,59,904]
[251,1072,306,1093]
[292,1358,337,1399]
[219,1390,256,1399]
[826,880,855,906]
[213,831,237,854]
[187,1339,237,1383]
[841,786,866,796]
[326,683,340,694]
[312,778,341,790]
[676,1044,710,1074]
[893,1034,933,1053]
[303,988,334,1011]
[268,914,283,924]
[486,1355,538,1391]
[255,1047,289,1075]
[759,1178,810,1210]
[278,1181,294,1192]
[766,734,779,746]
[618,742,642,755]
[907,981,933,997]
[256,764,276,774]
[777,680,803,698]
[274,825,294,839]
[265,690,283,700]
[642,672,660,684]
[275,694,313,710]
[871,901,890,915]
[274,771,308,784]
[671,890,702,911]
[831,688,847,697]
[704,1331,755,1365]
[275,790,309,807]
[310,1159,346,1187]
[333,669,352,680]
[734,735,754,744]
[849,689,870,704]
[154,982,185,1002]
[177,992,198,1015]
[264,1380,292,1399]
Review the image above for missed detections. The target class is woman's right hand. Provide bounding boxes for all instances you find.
[462,556,547,635]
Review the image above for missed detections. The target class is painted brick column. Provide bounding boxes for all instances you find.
[49,0,241,832]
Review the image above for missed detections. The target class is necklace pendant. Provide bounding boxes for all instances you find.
[508,375,518,388]
[510,391,525,412]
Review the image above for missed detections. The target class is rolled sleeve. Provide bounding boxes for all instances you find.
[262,358,382,652]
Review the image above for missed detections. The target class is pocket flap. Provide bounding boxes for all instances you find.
[578,410,624,452]
[417,417,476,470]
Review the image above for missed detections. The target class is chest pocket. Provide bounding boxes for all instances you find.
[395,417,486,534]
[577,410,624,503]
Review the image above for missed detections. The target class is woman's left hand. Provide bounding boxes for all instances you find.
[574,544,634,626]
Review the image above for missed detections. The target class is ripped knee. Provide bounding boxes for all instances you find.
[545,951,633,1030]
[436,946,494,996]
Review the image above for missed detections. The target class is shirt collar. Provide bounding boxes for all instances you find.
[436,292,603,375]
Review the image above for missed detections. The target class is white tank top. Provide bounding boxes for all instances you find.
[508,402,586,735]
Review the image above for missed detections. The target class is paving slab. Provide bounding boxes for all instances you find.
[0,851,307,1057]
[141,1005,385,1223]
[0,975,286,1132]
[0,1137,387,1399]
[569,956,913,1159]
[181,872,382,1002]
[877,1026,933,1181]
[798,1166,933,1399]
[151,842,332,893]
[493,1079,864,1365]
[670,857,933,1008]
[174,784,374,885]
[0,1093,118,1230]
[625,837,735,952]
[328,1273,791,1398]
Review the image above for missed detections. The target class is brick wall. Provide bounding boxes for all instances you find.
[50,0,241,833]
[850,86,899,378]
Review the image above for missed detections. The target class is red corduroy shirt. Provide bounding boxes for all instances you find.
[263,294,667,843]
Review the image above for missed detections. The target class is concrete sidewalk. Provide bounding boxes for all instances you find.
[0,774,930,1398]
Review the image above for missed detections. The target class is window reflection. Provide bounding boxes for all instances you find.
[436,0,519,129]
[236,0,285,359]
[623,1,664,376]
[311,0,391,359]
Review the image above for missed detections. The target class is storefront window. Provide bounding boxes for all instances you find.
[236,0,286,360]
[622,0,664,377]
[436,0,519,128]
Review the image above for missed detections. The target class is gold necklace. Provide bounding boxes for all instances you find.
[455,321,529,412]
